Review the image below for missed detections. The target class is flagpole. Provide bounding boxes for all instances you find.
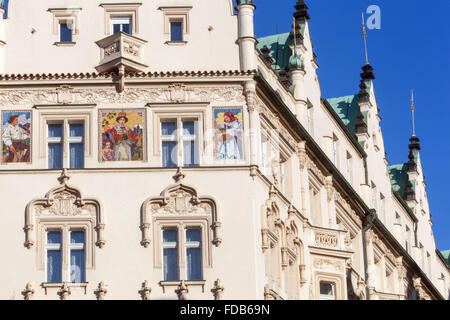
[411,90,416,136]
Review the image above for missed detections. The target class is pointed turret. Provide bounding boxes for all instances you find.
[293,0,311,23]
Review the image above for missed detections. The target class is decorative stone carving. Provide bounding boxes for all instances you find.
[306,156,327,184]
[263,284,281,300]
[176,280,188,300]
[141,169,221,247]
[58,282,71,300]
[25,169,105,249]
[313,258,343,273]
[314,232,339,248]
[139,281,152,300]
[325,176,335,202]
[211,279,224,300]
[94,282,108,300]
[0,86,245,106]
[261,185,282,252]
[22,283,35,300]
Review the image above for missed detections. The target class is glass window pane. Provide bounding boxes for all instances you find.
[122,23,131,35]
[48,143,63,169]
[113,23,120,34]
[161,121,176,136]
[70,231,85,244]
[47,231,61,244]
[182,121,195,135]
[170,22,183,41]
[69,143,84,169]
[162,141,177,167]
[186,229,201,242]
[163,229,178,243]
[320,282,333,295]
[69,124,84,137]
[47,250,62,283]
[60,23,72,42]
[186,247,202,280]
[48,124,63,138]
[183,140,197,167]
[70,249,85,283]
[163,248,179,281]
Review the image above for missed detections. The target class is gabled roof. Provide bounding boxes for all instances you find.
[326,95,360,135]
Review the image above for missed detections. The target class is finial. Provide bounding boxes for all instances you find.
[211,279,225,300]
[94,281,108,300]
[173,167,186,183]
[294,0,310,23]
[139,281,152,300]
[362,12,369,65]
[411,89,416,136]
[58,168,70,184]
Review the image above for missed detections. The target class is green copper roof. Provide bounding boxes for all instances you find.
[257,25,306,71]
[326,95,360,135]
[388,164,415,197]
[441,250,450,264]
[0,0,5,10]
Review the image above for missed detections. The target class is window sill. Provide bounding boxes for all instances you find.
[54,41,76,47]
[165,41,187,46]
[159,280,206,293]
[41,282,88,294]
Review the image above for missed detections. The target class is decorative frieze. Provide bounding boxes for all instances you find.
[315,232,339,248]
[313,258,343,273]
[0,85,245,106]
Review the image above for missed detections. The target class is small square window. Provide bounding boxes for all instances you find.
[319,282,336,300]
[170,21,183,42]
[59,23,73,42]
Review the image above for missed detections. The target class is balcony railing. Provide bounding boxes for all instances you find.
[311,226,350,251]
[95,31,148,74]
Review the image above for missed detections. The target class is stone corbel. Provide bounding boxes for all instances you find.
[281,247,289,270]
[299,264,307,286]
[58,282,71,300]
[22,283,35,300]
[176,280,188,300]
[94,282,108,300]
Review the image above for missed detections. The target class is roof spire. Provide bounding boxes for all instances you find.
[289,17,303,70]
[408,90,421,153]
[362,12,369,65]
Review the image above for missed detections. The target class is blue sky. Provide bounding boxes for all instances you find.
[253,1,450,251]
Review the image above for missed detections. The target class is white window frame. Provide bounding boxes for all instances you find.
[160,118,199,167]
[110,16,132,35]
[100,3,141,35]
[185,228,202,281]
[161,228,179,281]
[46,120,85,169]
[68,230,86,283]
[45,230,63,283]
[159,6,192,44]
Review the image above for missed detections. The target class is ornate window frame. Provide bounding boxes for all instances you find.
[25,171,105,275]
[140,171,221,281]
[48,7,82,46]
[158,6,192,45]
[100,3,142,35]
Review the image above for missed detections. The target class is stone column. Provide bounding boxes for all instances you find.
[244,80,260,177]
[237,1,257,71]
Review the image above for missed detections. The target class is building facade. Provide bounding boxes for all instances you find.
[0,0,448,300]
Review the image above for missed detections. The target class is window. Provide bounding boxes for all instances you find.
[307,103,314,135]
[170,21,183,41]
[46,230,86,284]
[47,122,85,169]
[346,152,353,184]
[48,124,63,169]
[59,22,73,42]
[309,181,322,226]
[111,16,132,35]
[160,119,199,168]
[69,231,86,283]
[332,134,339,167]
[160,6,191,44]
[185,229,202,281]
[162,229,179,281]
[46,231,62,283]
[161,227,204,282]
[405,226,411,253]
[319,282,336,300]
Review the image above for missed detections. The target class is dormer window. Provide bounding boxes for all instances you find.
[111,17,132,35]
